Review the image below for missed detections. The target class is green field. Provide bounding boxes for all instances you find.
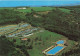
[16,7,71,13]
[31,7,55,11]
[0,7,71,14]
[8,30,76,56]
[16,9,32,13]
[58,8,71,13]
[15,7,56,13]
[27,30,75,56]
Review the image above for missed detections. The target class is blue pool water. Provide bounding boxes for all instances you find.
[0,1,80,7]
[57,40,64,44]
[47,46,64,55]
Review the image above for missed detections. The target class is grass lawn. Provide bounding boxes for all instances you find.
[16,9,32,13]
[8,37,21,45]
[59,8,71,13]
[16,7,71,14]
[26,30,75,56]
[31,7,56,12]
[0,7,71,14]
[8,30,76,56]
[15,7,56,13]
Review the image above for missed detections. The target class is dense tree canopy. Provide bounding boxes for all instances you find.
[25,8,80,41]
[0,9,26,25]
[0,35,29,56]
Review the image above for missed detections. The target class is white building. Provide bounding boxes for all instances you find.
[17,7,26,9]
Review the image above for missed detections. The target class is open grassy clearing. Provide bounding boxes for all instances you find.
[15,7,56,13]
[31,7,56,12]
[16,7,71,14]
[58,8,71,13]
[0,7,71,14]
[8,30,76,56]
[16,9,32,13]
[27,30,75,56]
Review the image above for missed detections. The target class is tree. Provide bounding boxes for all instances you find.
[0,35,29,56]
[0,35,14,56]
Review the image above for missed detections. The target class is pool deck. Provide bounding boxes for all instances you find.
[42,40,66,56]
[43,45,66,56]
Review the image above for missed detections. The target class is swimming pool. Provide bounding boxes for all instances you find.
[47,46,64,55]
[57,40,64,44]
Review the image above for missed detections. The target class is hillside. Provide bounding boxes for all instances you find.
[25,7,80,56]
[8,30,75,56]
[0,35,29,56]
[0,6,80,56]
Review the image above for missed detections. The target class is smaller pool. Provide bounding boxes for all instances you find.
[47,46,64,55]
[57,40,64,44]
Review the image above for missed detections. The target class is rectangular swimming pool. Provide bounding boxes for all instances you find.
[57,40,64,44]
[46,46,64,55]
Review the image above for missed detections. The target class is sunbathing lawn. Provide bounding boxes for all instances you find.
[27,30,76,56]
